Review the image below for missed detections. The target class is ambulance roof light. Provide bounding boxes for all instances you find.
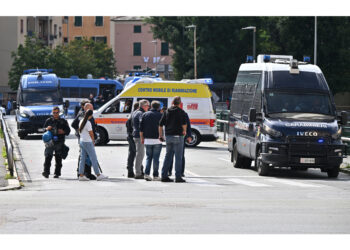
[263,55,271,62]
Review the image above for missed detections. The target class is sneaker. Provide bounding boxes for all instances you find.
[161,177,174,182]
[97,174,109,181]
[79,176,90,181]
[42,172,49,178]
[144,175,152,181]
[135,174,144,179]
[175,178,186,183]
[127,172,135,178]
[153,176,161,181]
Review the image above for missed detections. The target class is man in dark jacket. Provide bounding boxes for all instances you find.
[125,102,139,178]
[42,106,71,178]
[140,101,163,181]
[132,99,149,179]
[158,96,187,183]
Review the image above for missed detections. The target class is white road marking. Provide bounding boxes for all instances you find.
[218,157,231,163]
[185,170,201,177]
[185,177,222,187]
[226,178,272,187]
[266,178,321,188]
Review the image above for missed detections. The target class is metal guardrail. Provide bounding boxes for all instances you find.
[0,112,14,176]
[217,119,229,141]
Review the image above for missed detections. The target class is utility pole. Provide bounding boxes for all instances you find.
[314,16,317,65]
[186,24,197,79]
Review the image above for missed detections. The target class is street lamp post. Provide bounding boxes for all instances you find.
[186,24,197,79]
[242,26,256,62]
[150,40,158,74]
[314,16,317,65]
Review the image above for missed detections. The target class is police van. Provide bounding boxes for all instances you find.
[228,55,347,178]
[93,78,218,147]
[14,69,68,139]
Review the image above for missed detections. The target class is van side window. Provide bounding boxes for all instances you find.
[230,71,262,117]
[103,98,133,114]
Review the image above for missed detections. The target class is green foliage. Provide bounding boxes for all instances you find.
[2,146,6,159]
[5,173,15,180]
[0,128,3,139]
[8,35,117,90]
[147,16,350,94]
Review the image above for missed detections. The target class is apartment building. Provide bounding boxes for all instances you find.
[61,16,113,49]
[111,16,174,78]
[0,16,63,104]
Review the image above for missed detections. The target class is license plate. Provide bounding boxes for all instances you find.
[38,128,45,132]
[300,158,315,164]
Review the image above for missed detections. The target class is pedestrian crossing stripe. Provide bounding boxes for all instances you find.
[226,178,271,187]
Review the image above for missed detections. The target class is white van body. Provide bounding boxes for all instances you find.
[93,78,218,146]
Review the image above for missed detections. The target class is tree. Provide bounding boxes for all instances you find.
[8,35,117,90]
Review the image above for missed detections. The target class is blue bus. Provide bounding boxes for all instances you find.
[59,76,123,117]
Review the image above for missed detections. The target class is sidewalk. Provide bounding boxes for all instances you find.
[0,135,8,188]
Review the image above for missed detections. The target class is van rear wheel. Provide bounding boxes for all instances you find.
[186,129,201,147]
[256,148,270,176]
[18,132,27,139]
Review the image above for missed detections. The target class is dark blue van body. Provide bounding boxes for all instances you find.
[228,55,347,178]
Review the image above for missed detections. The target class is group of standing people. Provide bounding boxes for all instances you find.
[42,101,108,181]
[126,96,191,183]
[42,95,191,183]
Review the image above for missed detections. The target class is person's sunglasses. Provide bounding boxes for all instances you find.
[53,111,59,114]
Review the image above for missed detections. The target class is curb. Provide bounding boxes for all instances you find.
[0,179,21,191]
[216,139,228,145]
[340,163,350,175]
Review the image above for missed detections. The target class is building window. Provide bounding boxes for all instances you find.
[20,19,23,34]
[63,37,68,43]
[95,16,103,26]
[74,16,82,27]
[54,24,57,38]
[75,36,82,40]
[134,25,141,33]
[161,42,169,56]
[133,65,142,70]
[133,42,141,56]
[59,27,62,38]
[91,36,107,44]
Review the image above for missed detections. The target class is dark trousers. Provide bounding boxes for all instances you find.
[169,137,186,175]
[43,142,64,176]
[161,135,184,179]
[127,135,136,173]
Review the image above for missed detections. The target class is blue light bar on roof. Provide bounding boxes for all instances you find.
[263,55,271,62]
[303,56,311,63]
[246,56,254,63]
[24,69,53,74]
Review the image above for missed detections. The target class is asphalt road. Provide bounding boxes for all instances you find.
[1,115,350,233]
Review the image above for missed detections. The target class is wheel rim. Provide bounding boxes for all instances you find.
[186,133,197,146]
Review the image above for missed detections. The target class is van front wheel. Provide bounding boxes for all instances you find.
[95,127,108,146]
[256,148,270,176]
[327,165,340,178]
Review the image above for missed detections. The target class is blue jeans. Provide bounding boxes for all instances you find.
[145,144,162,177]
[161,135,184,179]
[79,141,100,176]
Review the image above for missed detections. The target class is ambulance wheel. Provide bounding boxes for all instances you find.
[232,143,247,168]
[18,132,27,139]
[327,165,340,178]
[186,129,201,147]
[95,126,108,146]
[256,148,270,176]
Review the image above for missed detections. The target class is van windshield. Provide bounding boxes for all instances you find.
[21,89,61,106]
[265,91,335,116]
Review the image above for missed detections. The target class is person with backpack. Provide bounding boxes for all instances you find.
[125,102,140,178]
[78,109,108,181]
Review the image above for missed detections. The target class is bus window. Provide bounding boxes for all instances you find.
[61,87,69,98]
[81,88,98,98]
[69,87,79,98]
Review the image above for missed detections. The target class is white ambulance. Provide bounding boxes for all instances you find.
[93,78,218,147]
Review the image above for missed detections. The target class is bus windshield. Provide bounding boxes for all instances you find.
[265,91,335,116]
[22,89,61,106]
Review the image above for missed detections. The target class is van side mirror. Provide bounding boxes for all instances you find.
[249,108,256,123]
[12,101,17,109]
[340,111,348,125]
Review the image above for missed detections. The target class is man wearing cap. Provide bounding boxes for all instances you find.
[42,106,70,178]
